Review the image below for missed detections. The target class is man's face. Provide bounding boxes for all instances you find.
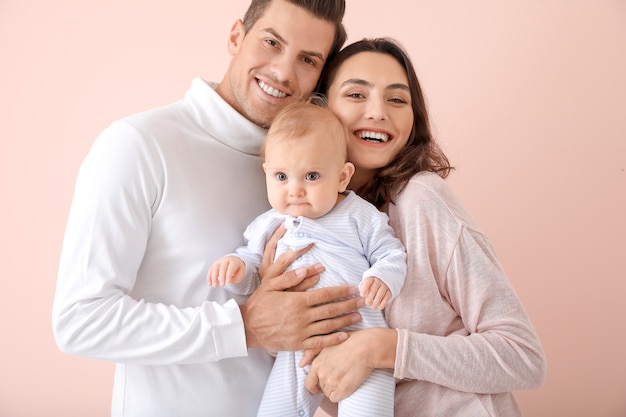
[217,0,336,127]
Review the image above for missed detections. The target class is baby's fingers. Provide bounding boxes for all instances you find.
[218,262,231,286]
[371,287,391,310]
[207,265,221,287]
[359,277,373,298]
[225,262,241,284]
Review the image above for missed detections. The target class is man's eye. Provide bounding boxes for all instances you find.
[306,172,320,181]
[276,172,287,181]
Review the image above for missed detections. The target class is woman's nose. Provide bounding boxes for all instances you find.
[365,98,387,121]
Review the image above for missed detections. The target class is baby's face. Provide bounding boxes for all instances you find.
[263,132,351,218]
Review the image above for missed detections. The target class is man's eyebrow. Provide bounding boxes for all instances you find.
[261,28,326,62]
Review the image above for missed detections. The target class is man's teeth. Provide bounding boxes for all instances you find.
[258,80,287,98]
[357,131,390,142]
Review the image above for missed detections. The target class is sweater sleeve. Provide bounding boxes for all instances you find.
[391,176,546,393]
[225,213,278,296]
[52,122,248,365]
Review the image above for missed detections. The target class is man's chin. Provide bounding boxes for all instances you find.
[248,113,272,129]
[251,98,298,127]
[240,102,276,128]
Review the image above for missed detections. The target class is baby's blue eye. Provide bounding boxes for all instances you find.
[306,172,320,181]
[276,172,287,181]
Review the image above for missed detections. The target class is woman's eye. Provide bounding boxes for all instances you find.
[276,172,287,181]
[347,92,364,99]
[306,172,320,181]
[389,97,408,104]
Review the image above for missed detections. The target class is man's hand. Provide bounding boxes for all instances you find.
[240,265,364,352]
[257,223,313,291]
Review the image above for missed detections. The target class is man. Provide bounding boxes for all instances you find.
[52,1,361,416]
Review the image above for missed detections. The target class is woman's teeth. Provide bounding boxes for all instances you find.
[258,80,287,98]
[357,131,390,142]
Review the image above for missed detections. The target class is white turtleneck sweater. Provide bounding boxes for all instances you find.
[53,78,274,417]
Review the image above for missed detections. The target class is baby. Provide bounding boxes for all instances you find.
[208,99,405,417]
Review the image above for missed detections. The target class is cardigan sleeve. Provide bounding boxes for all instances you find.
[391,175,546,393]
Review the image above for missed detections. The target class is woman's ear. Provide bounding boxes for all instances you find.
[227,19,246,56]
[338,162,355,192]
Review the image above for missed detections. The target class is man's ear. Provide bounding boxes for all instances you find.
[227,19,246,56]
[338,162,355,192]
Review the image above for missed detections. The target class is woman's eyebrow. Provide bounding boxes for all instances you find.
[340,78,371,88]
[340,79,409,92]
[386,83,410,92]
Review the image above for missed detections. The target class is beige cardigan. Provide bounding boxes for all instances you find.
[321,172,545,417]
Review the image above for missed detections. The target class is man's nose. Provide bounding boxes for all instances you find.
[269,53,296,88]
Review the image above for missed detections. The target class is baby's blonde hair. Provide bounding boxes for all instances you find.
[262,97,349,162]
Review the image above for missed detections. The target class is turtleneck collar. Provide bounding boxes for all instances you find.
[185,77,267,156]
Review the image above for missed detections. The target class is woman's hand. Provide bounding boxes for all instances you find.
[304,328,398,403]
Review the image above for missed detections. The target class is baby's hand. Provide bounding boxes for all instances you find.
[360,277,392,310]
[207,256,245,287]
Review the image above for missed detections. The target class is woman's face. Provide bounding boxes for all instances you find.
[326,51,414,177]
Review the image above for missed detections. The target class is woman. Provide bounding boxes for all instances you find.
[306,38,546,416]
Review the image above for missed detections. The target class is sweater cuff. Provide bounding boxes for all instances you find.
[208,298,248,360]
[394,328,408,379]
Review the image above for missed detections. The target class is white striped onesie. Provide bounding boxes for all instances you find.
[226,191,406,417]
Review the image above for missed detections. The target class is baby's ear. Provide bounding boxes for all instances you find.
[338,162,355,192]
[262,162,268,174]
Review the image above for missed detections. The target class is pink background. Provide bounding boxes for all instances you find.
[1,1,625,416]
